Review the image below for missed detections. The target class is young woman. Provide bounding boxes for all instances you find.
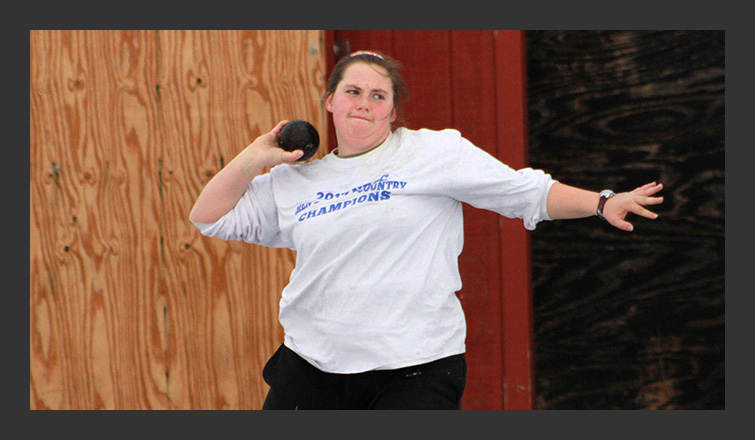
[190,51,664,409]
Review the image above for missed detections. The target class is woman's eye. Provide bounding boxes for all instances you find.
[372,94,385,100]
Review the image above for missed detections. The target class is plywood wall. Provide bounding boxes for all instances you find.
[526,30,724,409]
[30,30,327,409]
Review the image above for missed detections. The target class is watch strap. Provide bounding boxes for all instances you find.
[597,189,615,220]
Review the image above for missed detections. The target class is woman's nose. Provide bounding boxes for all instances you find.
[356,95,370,110]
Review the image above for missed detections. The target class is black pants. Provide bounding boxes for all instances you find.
[261,344,466,410]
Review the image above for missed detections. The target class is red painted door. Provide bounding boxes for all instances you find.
[325,30,533,410]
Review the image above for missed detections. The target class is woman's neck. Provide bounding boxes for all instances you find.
[335,132,391,158]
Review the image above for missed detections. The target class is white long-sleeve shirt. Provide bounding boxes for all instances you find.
[193,127,556,373]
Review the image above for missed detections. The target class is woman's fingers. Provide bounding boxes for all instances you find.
[280,149,304,164]
[271,120,289,136]
[634,182,663,196]
[609,215,635,232]
[629,202,659,220]
[643,195,664,206]
[634,181,657,192]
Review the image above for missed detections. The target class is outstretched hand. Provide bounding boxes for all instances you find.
[603,182,664,232]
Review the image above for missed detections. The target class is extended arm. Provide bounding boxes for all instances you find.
[546,181,664,231]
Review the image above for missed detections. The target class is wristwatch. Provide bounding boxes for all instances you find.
[597,189,615,220]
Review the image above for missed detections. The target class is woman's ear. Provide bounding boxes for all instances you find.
[325,94,333,113]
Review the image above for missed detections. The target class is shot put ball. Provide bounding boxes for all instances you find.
[278,120,320,162]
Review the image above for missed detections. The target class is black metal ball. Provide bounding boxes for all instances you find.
[278,120,320,162]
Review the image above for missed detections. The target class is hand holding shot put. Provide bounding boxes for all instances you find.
[190,120,305,225]
[190,50,664,410]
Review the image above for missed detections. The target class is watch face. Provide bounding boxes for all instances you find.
[597,190,614,219]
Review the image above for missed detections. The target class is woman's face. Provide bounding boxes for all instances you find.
[325,62,396,156]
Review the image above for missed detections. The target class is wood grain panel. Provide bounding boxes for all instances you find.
[31,30,327,410]
[526,30,724,409]
[30,30,167,409]
[155,30,326,409]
